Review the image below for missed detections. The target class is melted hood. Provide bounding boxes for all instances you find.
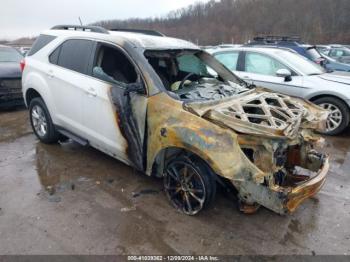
[184,89,329,139]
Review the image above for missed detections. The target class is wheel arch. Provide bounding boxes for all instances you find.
[25,88,42,107]
[309,93,350,111]
[149,146,220,179]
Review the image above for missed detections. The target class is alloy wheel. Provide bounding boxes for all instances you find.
[320,103,343,132]
[31,105,48,138]
[164,161,206,215]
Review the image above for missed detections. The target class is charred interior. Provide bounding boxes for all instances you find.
[145,49,247,101]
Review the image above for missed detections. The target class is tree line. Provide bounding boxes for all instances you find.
[94,0,350,45]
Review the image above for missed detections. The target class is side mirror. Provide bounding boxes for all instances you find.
[276,69,292,82]
[124,75,145,96]
[124,82,144,96]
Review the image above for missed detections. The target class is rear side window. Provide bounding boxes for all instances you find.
[27,35,56,56]
[55,39,94,74]
[215,52,239,71]
[49,46,61,64]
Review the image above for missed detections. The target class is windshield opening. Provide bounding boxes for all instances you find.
[0,47,23,63]
[144,49,247,101]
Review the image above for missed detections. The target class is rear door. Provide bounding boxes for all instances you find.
[48,39,95,135]
[240,51,304,97]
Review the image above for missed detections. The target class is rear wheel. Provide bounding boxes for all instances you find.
[163,156,216,215]
[29,97,60,144]
[313,97,349,135]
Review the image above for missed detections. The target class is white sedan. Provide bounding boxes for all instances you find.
[208,47,350,135]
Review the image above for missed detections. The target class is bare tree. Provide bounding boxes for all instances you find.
[93,0,350,45]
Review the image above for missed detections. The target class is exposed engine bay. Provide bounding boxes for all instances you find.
[174,78,246,100]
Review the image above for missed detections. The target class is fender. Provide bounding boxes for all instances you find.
[146,92,264,182]
[23,59,60,125]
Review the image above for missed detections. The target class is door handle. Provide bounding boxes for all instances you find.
[86,87,97,97]
[242,75,251,80]
[47,70,55,78]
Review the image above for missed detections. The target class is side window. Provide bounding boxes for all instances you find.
[215,52,239,71]
[330,50,343,57]
[27,34,56,56]
[57,39,94,75]
[91,44,138,86]
[245,52,289,76]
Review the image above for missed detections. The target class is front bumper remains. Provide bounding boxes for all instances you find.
[285,156,329,213]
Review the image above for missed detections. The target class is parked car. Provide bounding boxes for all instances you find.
[22,25,329,215]
[209,46,350,135]
[0,45,24,107]
[247,36,350,72]
[246,36,325,65]
[321,53,350,72]
[326,46,350,64]
[315,45,330,55]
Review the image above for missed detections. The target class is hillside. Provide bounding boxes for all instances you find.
[94,0,350,45]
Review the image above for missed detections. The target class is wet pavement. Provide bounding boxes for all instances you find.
[0,108,349,255]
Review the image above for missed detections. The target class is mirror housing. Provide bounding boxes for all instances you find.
[124,82,145,96]
[276,69,292,82]
[93,67,145,95]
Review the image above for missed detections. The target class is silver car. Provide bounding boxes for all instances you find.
[209,47,350,135]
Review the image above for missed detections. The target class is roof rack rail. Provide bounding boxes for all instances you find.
[253,35,302,43]
[110,29,165,37]
[51,25,109,34]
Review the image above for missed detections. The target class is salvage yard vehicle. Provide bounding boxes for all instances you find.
[210,46,350,135]
[0,45,24,107]
[247,36,350,72]
[246,36,326,66]
[317,45,350,65]
[22,25,330,215]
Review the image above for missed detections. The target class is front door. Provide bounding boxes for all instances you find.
[82,42,147,170]
[240,51,304,97]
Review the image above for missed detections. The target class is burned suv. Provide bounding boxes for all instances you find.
[22,25,329,215]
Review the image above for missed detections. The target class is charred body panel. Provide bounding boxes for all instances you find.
[147,92,329,215]
[185,88,329,139]
[110,86,144,171]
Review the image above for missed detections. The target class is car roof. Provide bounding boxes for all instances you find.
[208,46,297,55]
[43,29,199,50]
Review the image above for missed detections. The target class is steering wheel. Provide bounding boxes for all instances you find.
[178,73,200,90]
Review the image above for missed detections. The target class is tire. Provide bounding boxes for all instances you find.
[313,97,350,136]
[29,97,60,144]
[163,156,216,215]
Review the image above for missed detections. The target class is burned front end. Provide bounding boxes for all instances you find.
[185,89,329,215]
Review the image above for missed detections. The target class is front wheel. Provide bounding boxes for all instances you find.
[314,97,350,135]
[163,156,216,215]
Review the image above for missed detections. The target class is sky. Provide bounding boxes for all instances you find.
[0,0,209,40]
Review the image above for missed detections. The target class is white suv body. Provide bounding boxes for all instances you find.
[22,26,330,216]
[23,27,195,167]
